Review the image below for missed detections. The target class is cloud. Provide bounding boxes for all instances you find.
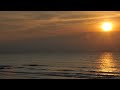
[0,11,120,33]
[0,11,120,31]
[1,11,120,52]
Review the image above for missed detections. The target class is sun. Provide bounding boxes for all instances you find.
[101,22,113,32]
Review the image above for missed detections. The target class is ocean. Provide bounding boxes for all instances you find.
[0,52,120,79]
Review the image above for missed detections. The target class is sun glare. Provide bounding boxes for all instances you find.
[101,22,113,32]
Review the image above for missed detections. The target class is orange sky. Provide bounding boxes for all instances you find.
[0,11,120,41]
[0,11,120,52]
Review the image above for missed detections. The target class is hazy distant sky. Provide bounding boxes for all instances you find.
[1,11,120,53]
[1,11,120,40]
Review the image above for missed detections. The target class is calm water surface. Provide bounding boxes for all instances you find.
[0,52,120,79]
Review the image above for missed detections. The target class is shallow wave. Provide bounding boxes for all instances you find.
[0,52,120,79]
[1,64,120,79]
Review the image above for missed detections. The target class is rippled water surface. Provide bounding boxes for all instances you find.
[0,52,120,79]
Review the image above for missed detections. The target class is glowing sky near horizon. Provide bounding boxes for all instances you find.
[0,11,120,41]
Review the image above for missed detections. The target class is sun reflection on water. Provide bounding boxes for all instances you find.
[98,52,117,75]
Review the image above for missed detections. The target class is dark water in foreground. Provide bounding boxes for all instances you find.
[0,52,120,79]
